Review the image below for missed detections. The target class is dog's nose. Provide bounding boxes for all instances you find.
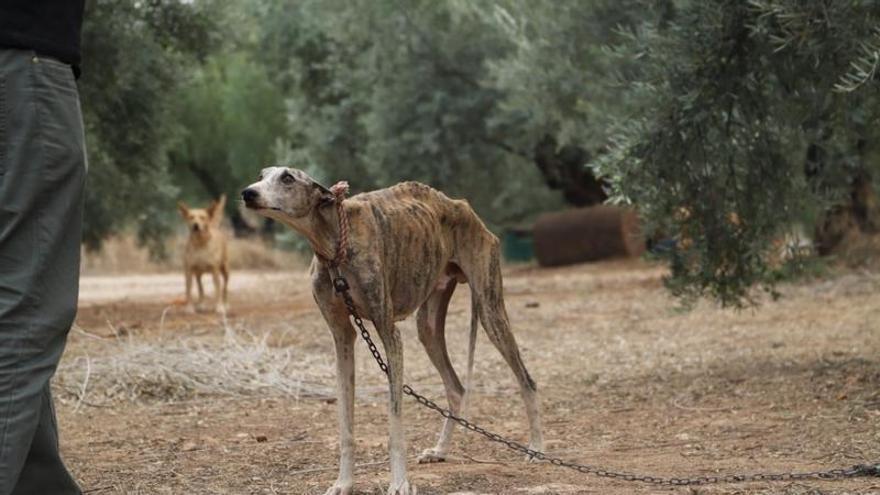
[241,188,258,204]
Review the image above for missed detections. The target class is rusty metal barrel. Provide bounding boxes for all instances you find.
[533,206,645,267]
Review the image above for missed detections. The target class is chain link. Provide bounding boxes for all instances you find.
[330,274,879,486]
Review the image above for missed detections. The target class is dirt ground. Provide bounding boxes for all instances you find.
[57,260,880,495]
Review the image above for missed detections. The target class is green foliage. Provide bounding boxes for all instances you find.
[594,0,880,305]
[256,0,565,230]
[79,0,880,305]
[167,53,287,213]
[79,0,219,256]
[483,0,655,152]
[253,0,375,191]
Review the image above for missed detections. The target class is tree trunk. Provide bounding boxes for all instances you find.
[533,134,607,207]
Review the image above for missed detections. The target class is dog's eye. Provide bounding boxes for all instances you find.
[281,172,296,185]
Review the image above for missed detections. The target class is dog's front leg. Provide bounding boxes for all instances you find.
[318,304,357,495]
[375,317,415,495]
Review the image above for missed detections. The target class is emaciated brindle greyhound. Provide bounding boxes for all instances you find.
[241,167,543,495]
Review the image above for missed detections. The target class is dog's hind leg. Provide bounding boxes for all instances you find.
[220,264,229,309]
[462,238,544,457]
[461,292,479,419]
[416,277,465,463]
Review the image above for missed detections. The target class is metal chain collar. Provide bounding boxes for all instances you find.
[329,274,879,486]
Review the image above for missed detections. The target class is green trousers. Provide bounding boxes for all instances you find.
[0,48,85,495]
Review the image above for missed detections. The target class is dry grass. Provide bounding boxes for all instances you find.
[226,236,307,271]
[56,324,335,407]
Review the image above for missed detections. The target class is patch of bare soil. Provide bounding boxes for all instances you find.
[57,261,880,494]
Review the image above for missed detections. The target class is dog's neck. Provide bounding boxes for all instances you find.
[281,203,341,263]
[188,229,213,246]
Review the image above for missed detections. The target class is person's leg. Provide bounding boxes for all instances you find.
[12,386,79,495]
[0,48,86,495]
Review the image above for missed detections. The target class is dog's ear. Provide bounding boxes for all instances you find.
[208,194,226,223]
[177,201,190,219]
[314,182,335,208]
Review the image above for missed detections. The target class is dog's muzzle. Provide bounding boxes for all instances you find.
[241,188,259,208]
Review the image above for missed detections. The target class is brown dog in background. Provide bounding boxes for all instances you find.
[177,195,229,313]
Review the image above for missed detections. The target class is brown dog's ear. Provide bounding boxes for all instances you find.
[177,201,190,219]
[208,194,227,224]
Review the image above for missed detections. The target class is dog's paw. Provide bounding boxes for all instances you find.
[323,482,353,495]
[387,479,416,495]
[417,448,447,464]
[214,303,227,315]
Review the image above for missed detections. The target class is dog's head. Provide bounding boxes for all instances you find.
[240,167,334,223]
[178,195,226,236]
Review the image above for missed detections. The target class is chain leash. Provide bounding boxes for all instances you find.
[328,274,879,486]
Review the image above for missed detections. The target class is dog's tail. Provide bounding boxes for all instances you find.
[461,291,479,416]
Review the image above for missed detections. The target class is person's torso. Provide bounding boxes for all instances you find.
[0,0,86,66]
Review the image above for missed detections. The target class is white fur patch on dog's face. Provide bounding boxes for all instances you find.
[242,166,329,222]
